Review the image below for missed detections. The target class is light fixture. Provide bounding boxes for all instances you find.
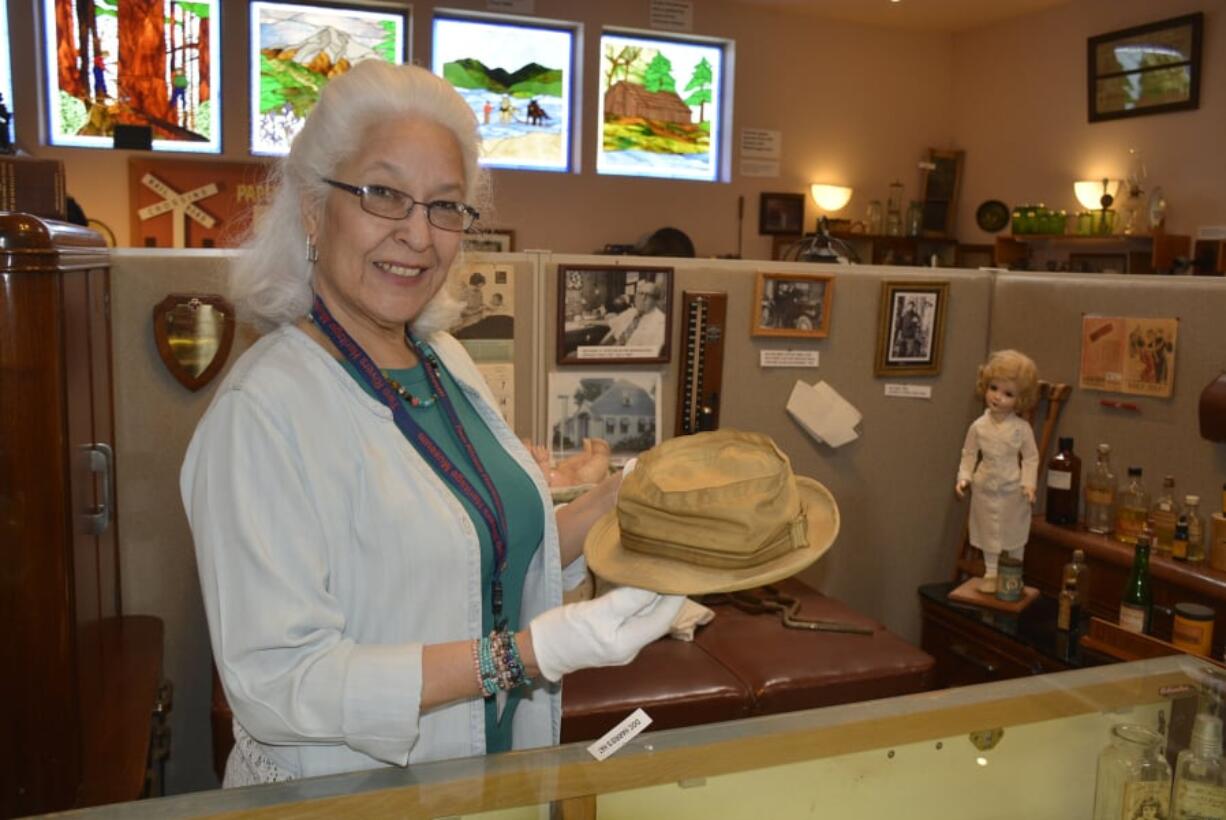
[1074,178,1122,212]
[810,183,853,213]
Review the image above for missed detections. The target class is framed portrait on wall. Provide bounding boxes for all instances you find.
[758,192,805,235]
[556,264,672,365]
[1087,12,1203,123]
[751,272,834,339]
[874,280,949,377]
[461,229,515,253]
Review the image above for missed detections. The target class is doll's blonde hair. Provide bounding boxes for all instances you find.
[975,349,1039,412]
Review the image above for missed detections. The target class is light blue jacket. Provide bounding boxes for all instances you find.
[182,325,577,779]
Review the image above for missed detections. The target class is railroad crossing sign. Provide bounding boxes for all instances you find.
[137,173,218,248]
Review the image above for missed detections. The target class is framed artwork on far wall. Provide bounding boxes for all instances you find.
[751,272,834,339]
[556,264,672,365]
[758,192,805,235]
[1087,12,1203,123]
[461,229,514,253]
[874,280,950,377]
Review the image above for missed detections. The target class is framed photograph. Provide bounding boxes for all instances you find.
[1088,12,1202,123]
[751,272,834,339]
[874,281,950,377]
[557,264,672,365]
[548,371,661,466]
[758,192,805,235]
[462,229,515,254]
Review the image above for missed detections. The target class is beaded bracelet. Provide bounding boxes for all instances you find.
[473,628,531,698]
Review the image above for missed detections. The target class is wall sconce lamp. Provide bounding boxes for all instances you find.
[810,183,853,213]
[800,184,858,263]
[1074,178,1123,234]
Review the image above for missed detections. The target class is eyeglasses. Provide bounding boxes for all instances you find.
[322,178,479,232]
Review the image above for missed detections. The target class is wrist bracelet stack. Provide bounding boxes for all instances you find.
[473,628,530,697]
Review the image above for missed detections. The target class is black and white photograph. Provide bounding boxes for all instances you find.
[758,192,805,235]
[547,371,661,464]
[874,281,950,376]
[557,264,673,365]
[751,272,834,338]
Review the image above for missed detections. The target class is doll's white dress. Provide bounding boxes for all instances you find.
[957,410,1039,555]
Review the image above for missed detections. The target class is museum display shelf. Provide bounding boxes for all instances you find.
[56,656,1221,819]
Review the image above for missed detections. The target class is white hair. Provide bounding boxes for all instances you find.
[232,61,488,334]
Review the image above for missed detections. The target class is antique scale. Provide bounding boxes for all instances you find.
[673,291,728,436]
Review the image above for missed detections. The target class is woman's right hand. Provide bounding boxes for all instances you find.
[526,587,686,682]
[955,479,970,499]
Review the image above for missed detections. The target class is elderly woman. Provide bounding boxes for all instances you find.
[181,62,683,786]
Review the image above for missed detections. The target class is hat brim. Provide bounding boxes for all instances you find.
[584,477,840,595]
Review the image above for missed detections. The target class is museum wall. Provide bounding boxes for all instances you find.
[952,0,1224,244]
[7,0,955,258]
[108,245,1224,794]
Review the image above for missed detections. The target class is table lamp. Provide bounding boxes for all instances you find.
[1074,178,1122,235]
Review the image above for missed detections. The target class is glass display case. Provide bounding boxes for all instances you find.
[53,656,1224,819]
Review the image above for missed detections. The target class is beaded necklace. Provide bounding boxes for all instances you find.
[384,373,437,408]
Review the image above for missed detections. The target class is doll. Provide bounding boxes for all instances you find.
[955,350,1040,593]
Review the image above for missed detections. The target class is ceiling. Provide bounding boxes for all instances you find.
[729,0,1074,33]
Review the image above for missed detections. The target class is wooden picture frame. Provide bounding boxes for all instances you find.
[874,281,949,377]
[1088,13,1203,123]
[462,229,515,253]
[758,192,805,236]
[920,149,964,238]
[556,264,673,365]
[751,272,834,339]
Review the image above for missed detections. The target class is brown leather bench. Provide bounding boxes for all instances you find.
[211,578,934,777]
[561,578,935,742]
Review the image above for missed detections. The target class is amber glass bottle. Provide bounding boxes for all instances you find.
[1045,437,1081,525]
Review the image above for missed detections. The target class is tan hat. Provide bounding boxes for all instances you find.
[585,430,839,595]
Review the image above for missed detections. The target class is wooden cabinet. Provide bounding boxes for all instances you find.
[993,232,1192,274]
[0,213,163,815]
[832,232,958,266]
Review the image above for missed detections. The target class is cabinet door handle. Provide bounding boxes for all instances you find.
[949,642,998,675]
[82,442,114,536]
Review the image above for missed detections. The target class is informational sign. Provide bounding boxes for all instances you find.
[760,349,819,368]
[884,384,933,399]
[650,0,693,32]
[740,160,780,178]
[740,128,781,159]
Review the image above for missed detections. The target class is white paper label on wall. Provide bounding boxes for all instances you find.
[740,128,781,160]
[486,0,534,12]
[884,384,932,399]
[760,350,819,368]
[1104,371,1123,382]
[740,160,780,178]
[1047,469,1073,490]
[588,708,653,761]
[577,345,657,360]
[650,0,693,31]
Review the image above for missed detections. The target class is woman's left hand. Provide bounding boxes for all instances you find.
[1023,485,1036,504]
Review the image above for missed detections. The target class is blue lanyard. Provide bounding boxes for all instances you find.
[309,295,512,626]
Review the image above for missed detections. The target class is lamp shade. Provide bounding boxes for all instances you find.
[1074,179,1123,211]
[810,184,853,212]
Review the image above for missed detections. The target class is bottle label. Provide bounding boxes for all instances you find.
[1087,488,1115,506]
[1174,779,1226,819]
[1116,508,1148,541]
[1048,469,1073,490]
[1119,603,1148,634]
[1121,780,1169,819]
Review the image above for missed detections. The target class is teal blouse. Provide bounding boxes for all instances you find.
[341,355,543,753]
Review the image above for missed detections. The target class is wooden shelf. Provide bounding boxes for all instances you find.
[994,231,1192,273]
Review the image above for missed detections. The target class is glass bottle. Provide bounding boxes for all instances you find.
[1171,713,1226,820]
[885,181,904,236]
[1070,548,1090,599]
[1093,724,1172,820]
[905,201,923,236]
[1184,495,1206,564]
[1173,514,1191,562]
[1115,466,1150,545]
[1085,444,1116,535]
[1057,566,1080,632]
[1149,475,1178,555]
[1119,532,1153,635]
[866,200,884,234]
[1045,437,1081,525]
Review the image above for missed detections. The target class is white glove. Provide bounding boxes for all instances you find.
[529,586,686,682]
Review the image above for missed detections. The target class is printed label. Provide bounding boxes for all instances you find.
[588,708,653,761]
[884,384,932,399]
[1047,469,1073,490]
[577,345,657,360]
[1174,779,1226,818]
[760,349,819,368]
[1121,779,1169,819]
[1086,489,1115,505]
[1119,603,1148,634]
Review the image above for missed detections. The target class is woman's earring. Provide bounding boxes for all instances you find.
[306,235,319,263]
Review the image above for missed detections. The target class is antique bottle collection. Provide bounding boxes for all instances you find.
[1093,724,1172,820]
[1045,437,1081,525]
[1084,443,1117,535]
[1150,475,1178,554]
[1115,467,1150,545]
[1171,713,1226,820]
[1119,532,1153,635]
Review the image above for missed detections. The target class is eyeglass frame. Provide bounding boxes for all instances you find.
[321,178,480,232]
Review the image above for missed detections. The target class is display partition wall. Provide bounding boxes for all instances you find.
[103,249,1226,792]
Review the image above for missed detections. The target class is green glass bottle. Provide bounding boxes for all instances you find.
[1119,532,1153,635]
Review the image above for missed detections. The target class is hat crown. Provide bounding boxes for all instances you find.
[617,430,804,567]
